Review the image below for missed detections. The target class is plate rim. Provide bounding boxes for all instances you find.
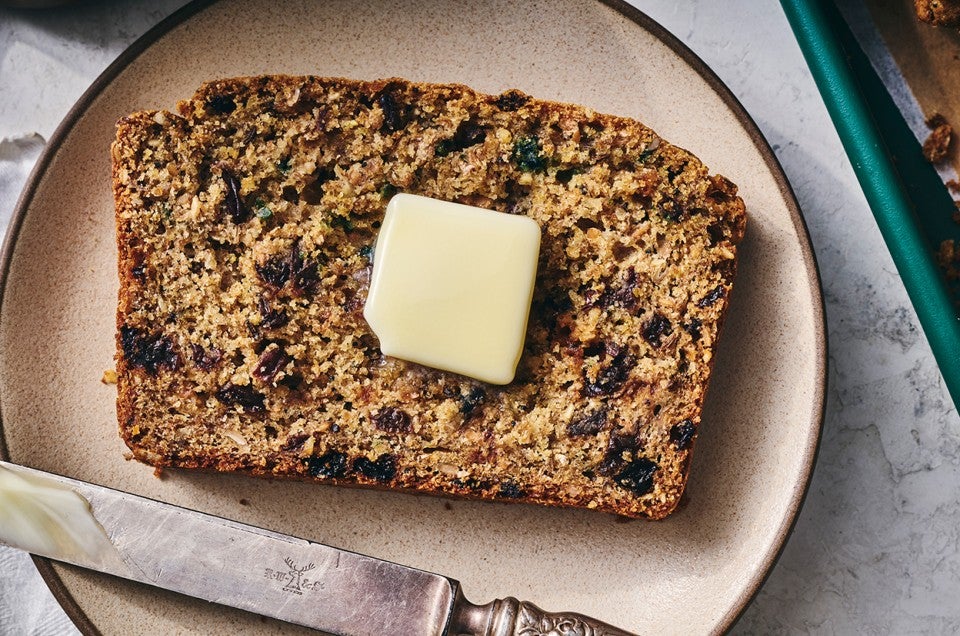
[0,1,827,634]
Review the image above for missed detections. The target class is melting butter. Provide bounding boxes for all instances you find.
[0,464,116,565]
[363,194,541,385]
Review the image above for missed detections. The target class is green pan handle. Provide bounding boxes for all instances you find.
[781,0,960,409]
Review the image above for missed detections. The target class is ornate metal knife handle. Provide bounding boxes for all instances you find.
[449,590,637,636]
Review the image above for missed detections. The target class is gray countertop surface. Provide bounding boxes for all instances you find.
[1,1,958,634]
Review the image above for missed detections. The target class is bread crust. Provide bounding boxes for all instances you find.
[112,76,746,519]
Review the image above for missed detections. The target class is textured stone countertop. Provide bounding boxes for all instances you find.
[1,1,958,634]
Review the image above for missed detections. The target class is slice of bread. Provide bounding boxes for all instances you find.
[112,76,745,519]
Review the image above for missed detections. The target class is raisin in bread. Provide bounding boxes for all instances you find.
[112,76,746,519]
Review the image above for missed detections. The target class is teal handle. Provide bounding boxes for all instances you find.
[781,0,960,409]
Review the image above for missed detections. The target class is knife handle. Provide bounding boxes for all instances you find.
[449,592,636,636]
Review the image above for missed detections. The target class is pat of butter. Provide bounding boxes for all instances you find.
[363,193,541,384]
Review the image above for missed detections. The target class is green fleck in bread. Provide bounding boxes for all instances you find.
[112,76,746,519]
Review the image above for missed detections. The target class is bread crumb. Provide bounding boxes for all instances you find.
[939,239,956,264]
[101,369,118,384]
[915,0,960,28]
[923,121,953,163]
[926,113,949,129]
[947,179,960,195]
[938,239,960,281]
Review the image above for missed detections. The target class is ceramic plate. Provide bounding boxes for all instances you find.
[0,1,825,633]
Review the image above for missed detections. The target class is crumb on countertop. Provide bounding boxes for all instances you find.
[915,0,960,28]
[923,114,953,163]
[938,239,959,281]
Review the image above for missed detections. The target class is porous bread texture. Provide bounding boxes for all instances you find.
[112,76,746,519]
[915,0,960,27]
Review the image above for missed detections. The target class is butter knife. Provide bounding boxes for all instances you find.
[0,461,634,636]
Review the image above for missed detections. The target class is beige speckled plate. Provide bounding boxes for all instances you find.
[0,0,825,634]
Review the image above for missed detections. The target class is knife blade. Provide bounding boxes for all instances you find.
[0,461,634,636]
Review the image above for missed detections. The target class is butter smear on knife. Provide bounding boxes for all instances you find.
[0,464,118,565]
[363,194,541,384]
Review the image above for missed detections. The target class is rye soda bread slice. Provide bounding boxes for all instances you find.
[112,76,746,519]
